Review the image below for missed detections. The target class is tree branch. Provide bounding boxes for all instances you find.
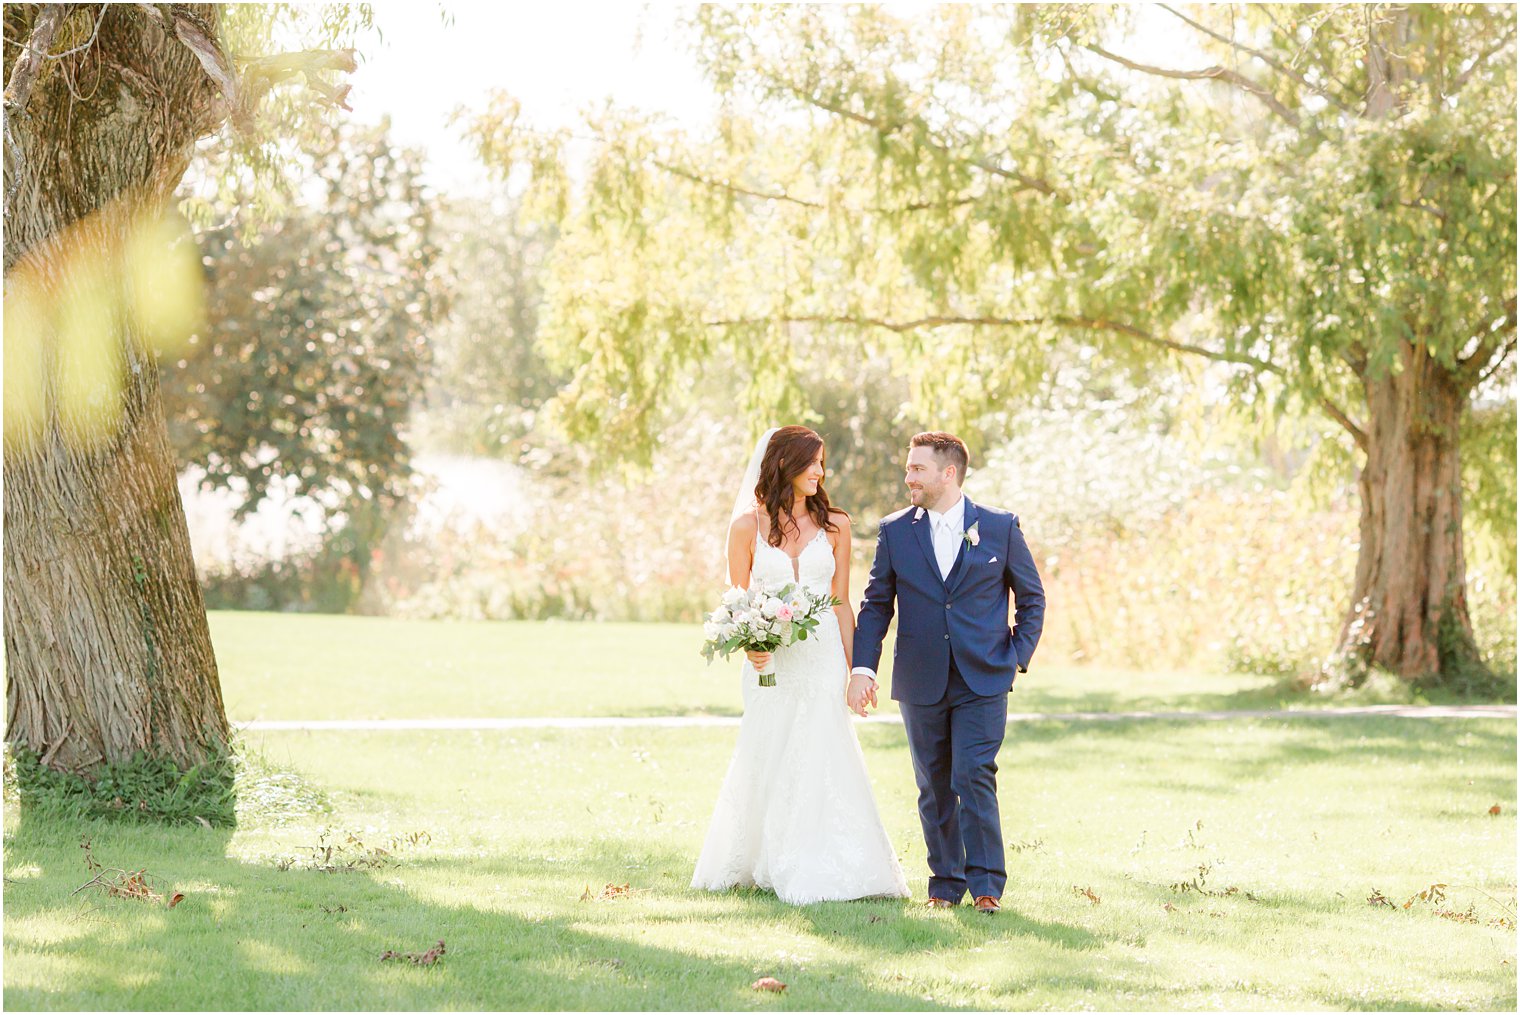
[1459,294,1518,389]
[652,159,823,209]
[1267,5,1360,101]
[703,310,1373,446]
[1473,335,1516,392]
[639,151,983,215]
[1158,3,1355,115]
[240,49,358,112]
[1318,396,1370,452]
[1399,199,1446,222]
[138,5,356,129]
[702,312,1282,373]
[1084,43,1301,128]
[3,4,65,114]
[1446,25,1516,98]
[776,79,1060,198]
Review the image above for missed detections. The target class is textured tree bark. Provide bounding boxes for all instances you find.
[1328,4,1492,685]
[4,5,230,775]
[1332,343,1484,683]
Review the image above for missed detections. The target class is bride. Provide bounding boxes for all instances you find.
[691,425,909,904]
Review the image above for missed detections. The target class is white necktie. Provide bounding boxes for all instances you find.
[934,517,957,580]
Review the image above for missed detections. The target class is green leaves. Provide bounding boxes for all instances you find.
[163,119,442,525]
[459,5,1513,468]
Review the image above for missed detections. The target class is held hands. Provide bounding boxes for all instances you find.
[846,673,878,718]
[745,649,773,671]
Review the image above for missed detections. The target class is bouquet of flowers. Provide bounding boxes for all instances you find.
[700,581,841,686]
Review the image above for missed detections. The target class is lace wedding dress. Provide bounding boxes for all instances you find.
[691,529,910,904]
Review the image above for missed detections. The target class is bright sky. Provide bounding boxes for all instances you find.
[346,3,1195,195]
[347,2,716,193]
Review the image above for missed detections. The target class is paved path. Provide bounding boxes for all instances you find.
[237,703,1516,732]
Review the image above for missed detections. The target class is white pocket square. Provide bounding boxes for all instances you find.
[988,556,999,564]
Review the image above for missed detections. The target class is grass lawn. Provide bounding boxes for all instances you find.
[5,613,1515,1009]
[207,612,1484,722]
[5,715,1515,1010]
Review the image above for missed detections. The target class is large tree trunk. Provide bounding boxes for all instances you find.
[1328,4,1495,687]
[1331,342,1485,683]
[3,5,230,775]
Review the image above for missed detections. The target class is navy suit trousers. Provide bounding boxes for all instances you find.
[898,658,1009,902]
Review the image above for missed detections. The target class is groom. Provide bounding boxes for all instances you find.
[849,432,1045,914]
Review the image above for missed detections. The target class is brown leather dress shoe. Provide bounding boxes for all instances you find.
[973,895,1001,914]
[925,896,958,909]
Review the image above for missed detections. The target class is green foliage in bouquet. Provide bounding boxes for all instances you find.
[700,583,842,686]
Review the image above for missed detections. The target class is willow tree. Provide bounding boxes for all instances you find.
[469,3,1515,685]
[3,4,362,796]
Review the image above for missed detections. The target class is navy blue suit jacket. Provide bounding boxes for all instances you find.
[855,497,1045,705]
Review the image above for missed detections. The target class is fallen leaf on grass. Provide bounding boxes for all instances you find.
[75,837,181,908]
[1436,906,1479,924]
[750,977,787,992]
[380,940,446,966]
[1162,902,1177,913]
[1071,885,1101,905]
[582,882,640,901]
[1404,883,1447,910]
[1490,804,1502,816]
[1367,889,1395,908]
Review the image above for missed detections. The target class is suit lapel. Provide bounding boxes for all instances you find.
[945,498,979,596]
[910,507,946,588]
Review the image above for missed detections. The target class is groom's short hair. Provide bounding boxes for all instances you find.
[910,432,969,481]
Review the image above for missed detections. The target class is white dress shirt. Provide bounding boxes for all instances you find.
[925,496,965,582]
[852,496,965,685]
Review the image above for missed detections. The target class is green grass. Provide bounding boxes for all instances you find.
[208,612,1486,722]
[6,717,1515,1010]
[6,613,1516,1009]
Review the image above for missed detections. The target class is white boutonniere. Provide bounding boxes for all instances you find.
[963,521,980,547]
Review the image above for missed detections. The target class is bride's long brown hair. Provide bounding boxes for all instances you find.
[754,426,846,549]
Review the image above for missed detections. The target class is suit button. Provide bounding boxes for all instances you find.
[943,634,950,640]
[945,603,951,610]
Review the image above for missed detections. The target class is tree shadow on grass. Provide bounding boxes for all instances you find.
[997,715,1515,797]
[401,848,1111,953]
[3,814,1116,1011]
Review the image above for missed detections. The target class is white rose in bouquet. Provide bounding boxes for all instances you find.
[700,580,842,687]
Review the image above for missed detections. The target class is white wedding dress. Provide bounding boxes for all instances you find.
[691,529,910,904]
